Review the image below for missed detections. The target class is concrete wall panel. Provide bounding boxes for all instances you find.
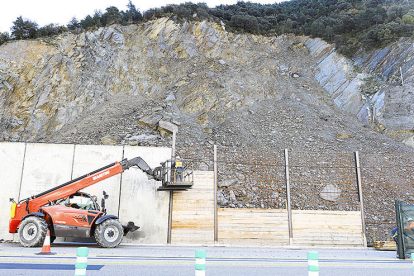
[71,145,123,216]
[120,146,171,244]
[0,142,26,240]
[19,143,75,201]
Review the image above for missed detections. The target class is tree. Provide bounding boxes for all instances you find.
[11,16,38,39]
[104,6,122,25]
[92,10,103,28]
[377,27,393,45]
[325,25,334,41]
[229,15,260,34]
[388,6,403,21]
[124,0,143,23]
[67,17,81,30]
[37,24,63,37]
[356,8,377,30]
[366,0,385,8]
[0,32,10,45]
[338,13,356,33]
[81,15,95,30]
[173,5,192,19]
[402,14,414,24]
[310,18,326,37]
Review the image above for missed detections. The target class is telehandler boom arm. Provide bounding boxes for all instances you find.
[15,157,160,215]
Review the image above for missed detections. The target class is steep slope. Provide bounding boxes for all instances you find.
[0,18,412,154]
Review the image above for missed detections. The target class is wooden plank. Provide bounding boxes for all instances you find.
[293,225,362,230]
[173,206,214,211]
[293,241,363,246]
[373,241,397,251]
[219,210,288,218]
[172,224,214,229]
[217,208,290,246]
[219,208,287,213]
[219,231,289,238]
[219,237,289,246]
[173,198,214,203]
[290,209,364,247]
[172,210,215,215]
[218,211,288,219]
[219,223,288,229]
[293,210,361,215]
[293,238,364,243]
[171,171,215,244]
[219,215,288,220]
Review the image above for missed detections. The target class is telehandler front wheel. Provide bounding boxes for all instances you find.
[94,219,123,248]
[18,216,48,247]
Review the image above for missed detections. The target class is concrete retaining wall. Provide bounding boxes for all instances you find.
[0,142,171,244]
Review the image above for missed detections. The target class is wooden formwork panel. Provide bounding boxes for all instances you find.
[218,208,290,246]
[171,171,215,244]
[292,210,364,247]
[171,170,364,247]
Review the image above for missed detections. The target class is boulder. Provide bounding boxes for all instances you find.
[138,114,162,127]
[229,190,237,202]
[320,184,341,202]
[218,179,237,188]
[101,135,117,145]
[165,93,176,102]
[337,133,351,139]
[403,135,414,148]
[158,120,178,134]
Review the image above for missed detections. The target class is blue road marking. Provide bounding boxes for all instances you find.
[0,263,104,270]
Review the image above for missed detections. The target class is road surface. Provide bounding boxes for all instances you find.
[0,242,410,275]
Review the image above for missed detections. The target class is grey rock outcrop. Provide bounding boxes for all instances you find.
[304,37,414,147]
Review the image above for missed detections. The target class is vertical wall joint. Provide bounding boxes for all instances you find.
[284,149,293,245]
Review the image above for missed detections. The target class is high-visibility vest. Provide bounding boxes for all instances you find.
[175,160,182,168]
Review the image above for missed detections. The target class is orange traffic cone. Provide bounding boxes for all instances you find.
[35,230,56,255]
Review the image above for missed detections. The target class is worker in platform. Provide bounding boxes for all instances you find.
[172,156,183,182]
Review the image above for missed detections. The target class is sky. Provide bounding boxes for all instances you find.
[0,0,280,33]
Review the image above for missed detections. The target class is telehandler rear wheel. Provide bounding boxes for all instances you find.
[18,217,48,247]
[94,219,123,248]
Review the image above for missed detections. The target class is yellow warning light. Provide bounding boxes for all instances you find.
[10,203,16,219]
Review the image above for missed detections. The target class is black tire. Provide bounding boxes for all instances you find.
[94,219,123,248]
[18,217,48,247]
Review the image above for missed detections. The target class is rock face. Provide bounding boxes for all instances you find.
[304,38,368,123]
[355,40,414,146]
[0,18,413,154]
[304,37,414,147]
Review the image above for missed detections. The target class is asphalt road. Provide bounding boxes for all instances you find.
[0,242,411,275]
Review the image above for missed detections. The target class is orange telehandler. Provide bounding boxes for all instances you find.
[9,157,192,248]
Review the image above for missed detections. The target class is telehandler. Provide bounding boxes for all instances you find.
[9,156,192,248]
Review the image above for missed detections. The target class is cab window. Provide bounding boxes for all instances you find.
[60,194,96,210]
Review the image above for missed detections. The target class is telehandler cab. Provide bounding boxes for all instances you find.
[9,156,193,248]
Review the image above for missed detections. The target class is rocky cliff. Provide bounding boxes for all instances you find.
[304,37,414,148]
[0,18,412,154]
